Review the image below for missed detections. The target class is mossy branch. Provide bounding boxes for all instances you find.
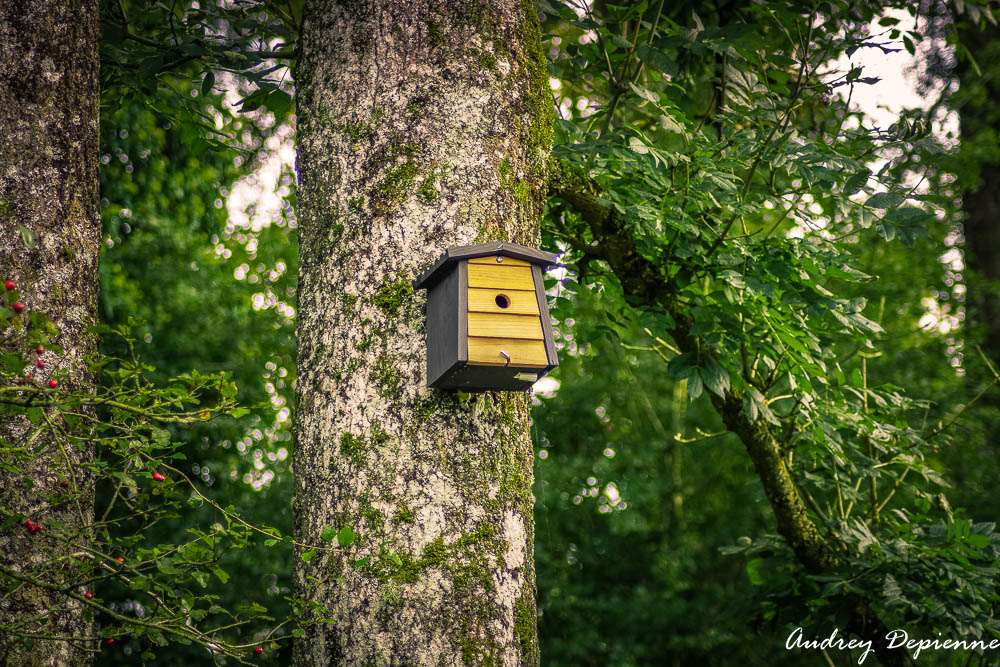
[547,157,914,667]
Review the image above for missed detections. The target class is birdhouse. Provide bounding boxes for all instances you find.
[413,242,559,391]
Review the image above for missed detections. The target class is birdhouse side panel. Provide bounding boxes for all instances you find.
[532,264,559,367]
[425,263,465,387]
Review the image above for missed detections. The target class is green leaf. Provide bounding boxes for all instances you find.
[264,90,293,117]
[686,374,704,401]
[742,387,778,425]
[746,558,765,586]
[320,525,337,542]
[865,192,904,209]
[635,45,678,77]
[26,407,43,425]
[148,629,169,647]
[700,356,730,398]
[607,33,633,49]
[884,206,933,226]
[966,533,989,549]
[627,136,649,155]
[667,353,699,381]
[201,70,215,97]
[19,225,37,249]
[337,524,357,549]
[301,549,317,562]
[211,566,230,584]
[843,170,870,196]
[628,82,660,104]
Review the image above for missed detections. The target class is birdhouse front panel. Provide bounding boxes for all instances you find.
[414,242,559,391]
[466,256,547,368]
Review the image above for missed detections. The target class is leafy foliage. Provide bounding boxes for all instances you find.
[539,0,1000,658]
[99,0,297,156]
[0,303,333,663]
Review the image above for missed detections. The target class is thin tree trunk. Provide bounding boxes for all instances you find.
[293,0,550,664]
[0,1,100,665]
[958,22,1000,375]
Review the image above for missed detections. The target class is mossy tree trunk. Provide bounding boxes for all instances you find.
[292,0,550,664]
[0,1,100,665]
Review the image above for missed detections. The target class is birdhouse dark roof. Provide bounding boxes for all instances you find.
[413,242,557,290]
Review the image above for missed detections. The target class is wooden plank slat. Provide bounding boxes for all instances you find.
[467,288,539,315]
[467,337,549,367]
[468,312,543,339]
[468,255,531,266]
[467,263,534,290]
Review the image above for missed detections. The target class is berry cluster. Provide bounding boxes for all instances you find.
[23,519,44,534]
[6,279,24,313]
[5,279,23,312]
[4,281,64,389]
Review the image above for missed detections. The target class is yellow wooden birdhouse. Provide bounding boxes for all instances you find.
[413,242,559,390]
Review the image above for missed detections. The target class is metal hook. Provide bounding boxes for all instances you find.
[499,350,511,366]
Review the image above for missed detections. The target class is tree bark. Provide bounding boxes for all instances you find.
[293,0,550,664]
[0,1,100,665]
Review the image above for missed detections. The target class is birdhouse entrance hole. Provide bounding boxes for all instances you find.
[495,294,511,309]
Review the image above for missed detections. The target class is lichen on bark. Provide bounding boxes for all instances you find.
[0,1,100,665]
[293,1,549,665]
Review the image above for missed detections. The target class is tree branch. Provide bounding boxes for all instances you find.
[547,156,914,667]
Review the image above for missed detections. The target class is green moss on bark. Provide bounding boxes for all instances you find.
[393,504,415,524]
[340,432,367,466]
[514,593,536,654]
[370,355,403,398]
[373,278,413,318]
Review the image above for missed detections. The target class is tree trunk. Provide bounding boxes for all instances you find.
[957,22,1000,375]
[0,1,100,665]
[292,0,550,664]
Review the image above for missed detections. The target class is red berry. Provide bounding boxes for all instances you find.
[105,638,114,645]
[61,480,69,488]
[48,379,58,388]
[30,524,42,533]
[4,280,14,290]
[16,379,25,385]
[84,591,93,599]
[13,302,24,313]
[36,346,44,354]
[26,374,33,380]
[115,557,124,563]
[255,647,263,655]
[152,472,166,482]
[37,360,44,369]
[24,519,33,528]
